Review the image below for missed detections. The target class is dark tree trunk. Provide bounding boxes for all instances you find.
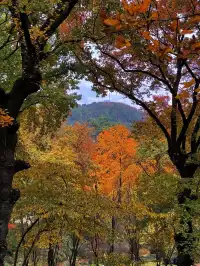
[172,162,198,266]
[129,236,140,262]
[69,233,80,266]
[109,216,116,253]
[175,186,195,266]
[32,249,38,266]
[91,234,100,266]
[0,126,21,265]
[48,244,55,266]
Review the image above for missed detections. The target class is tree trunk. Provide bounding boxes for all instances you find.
[169,152,198,266]
[129,236,140,262]
[109,216,116,253]
[32,249,38,266]
[69,233,80,266]
[0,127,21,265]
[48,244,55,266]
[91,234,99,266]
[175,186,195,266]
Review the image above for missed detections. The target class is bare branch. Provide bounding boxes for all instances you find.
[99,48,168,85]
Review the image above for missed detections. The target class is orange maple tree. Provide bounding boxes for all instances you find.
[93,125,140,197]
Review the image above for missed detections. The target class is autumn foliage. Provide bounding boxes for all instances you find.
[93,125,140,194]
[0,108,13,127]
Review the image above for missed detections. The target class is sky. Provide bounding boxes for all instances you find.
[77,80,135,106]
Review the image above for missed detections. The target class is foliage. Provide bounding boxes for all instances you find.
[0,108,13,127]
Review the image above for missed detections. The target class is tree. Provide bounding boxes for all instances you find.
[93,125,140,253]
[0,0,88,264]
[13,117,102,265]
[77,0,200,264]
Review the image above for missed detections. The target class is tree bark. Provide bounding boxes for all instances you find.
[129,235,140,262]
[176,167,197,266]
[0,125,22,265]
[109,216,116,253]
[69,233,80,266]
[175,186,195,266]
[48,244,55,266]
[168,151,198,266]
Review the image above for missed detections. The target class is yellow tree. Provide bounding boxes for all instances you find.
[13,118,99,265]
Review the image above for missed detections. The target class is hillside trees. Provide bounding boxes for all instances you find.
[75,0,200,264]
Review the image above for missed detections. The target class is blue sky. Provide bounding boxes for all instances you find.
[77,80,134,106]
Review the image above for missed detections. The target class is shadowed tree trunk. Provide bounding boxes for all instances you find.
[169,153,198,266]
[109,216,116,254]
[69,233,80,266]
[48,244,56,266]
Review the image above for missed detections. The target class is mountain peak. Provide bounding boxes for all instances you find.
[68,102,142,128]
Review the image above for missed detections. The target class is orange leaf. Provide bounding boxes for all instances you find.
[142,31,152,40]
[151,11,158,20]
[180,29,193,35]
[104,18,120,26]
[188,16,200,24]
[183,79,195,88]
[192,42,200,50]
[139,0,151,12]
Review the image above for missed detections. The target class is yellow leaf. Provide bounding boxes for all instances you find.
[162,47,173,55]
[125,39,131,47]
[195,87,200,93]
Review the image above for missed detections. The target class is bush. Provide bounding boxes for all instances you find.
[100,253,131,266]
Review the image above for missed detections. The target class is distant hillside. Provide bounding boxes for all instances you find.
[68,102,143,129]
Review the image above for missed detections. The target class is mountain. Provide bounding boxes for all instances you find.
[68,102,143,130]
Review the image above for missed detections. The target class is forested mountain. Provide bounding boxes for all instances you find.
[68,102,143,129]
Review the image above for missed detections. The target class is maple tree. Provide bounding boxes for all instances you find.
[75,0,200,264]
[93,125,140,254]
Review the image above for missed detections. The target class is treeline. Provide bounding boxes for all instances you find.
[68,102,143,130]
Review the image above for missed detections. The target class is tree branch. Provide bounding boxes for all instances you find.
[177,80,200,148]
[39,0,79,49]
[14,160,31,173]
[99,49,168,85]
[14,218,39,266]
